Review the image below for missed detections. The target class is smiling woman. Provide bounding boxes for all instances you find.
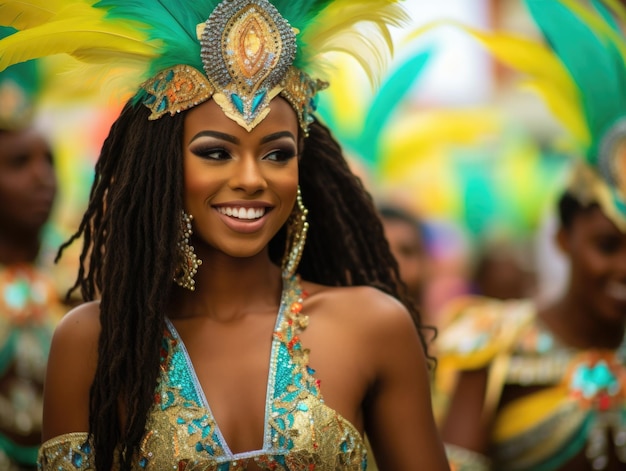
[0,1,450,470]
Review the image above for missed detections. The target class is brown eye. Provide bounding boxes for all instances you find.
[596,236,621,254]
[263,148,297,162]
[191,147,230,161]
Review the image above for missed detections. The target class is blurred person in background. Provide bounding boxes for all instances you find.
[469,237,537,301]
[379,204,431,310]
[434,1,626,470]
[0,27,65,471]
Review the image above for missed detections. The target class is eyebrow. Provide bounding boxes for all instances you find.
[189,130,239,145]
[188,130,296,145]
[260,131,296,144]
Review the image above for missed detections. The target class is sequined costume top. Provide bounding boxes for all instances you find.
[38,276,367,470]
[436,296,626,471]
[0,264,62,469]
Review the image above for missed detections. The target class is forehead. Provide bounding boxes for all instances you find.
[183,96,298,141]
[571,206,625,238]
[0,128,47,159]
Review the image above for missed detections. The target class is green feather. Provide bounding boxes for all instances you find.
[0,26,39,96]
[360,45,434,168]
[591,0,620,31]
[525,0,626,162]
[271,0,333,69]
[271,0,332,29]
[94,0,221,75]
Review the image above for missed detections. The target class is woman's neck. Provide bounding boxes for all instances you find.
[0,235,40,266]
[169,253,284,322]
[540,294,625,350]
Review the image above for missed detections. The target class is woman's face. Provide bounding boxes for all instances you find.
[0,128,56,235]
[182,97,299,259]
[382,217,428,303]
[560,206,626,324]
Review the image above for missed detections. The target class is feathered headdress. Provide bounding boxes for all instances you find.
[412,0,626,231]
[0,0,408,134]
[0,26,41,130]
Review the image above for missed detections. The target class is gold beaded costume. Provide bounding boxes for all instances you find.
[438,296,626,471]
[39,276,367,470]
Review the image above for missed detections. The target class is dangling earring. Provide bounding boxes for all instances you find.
[173,211,202,291]
[282,186,309,278]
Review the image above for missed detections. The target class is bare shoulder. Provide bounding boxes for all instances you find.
[51,301,102,362]
[300,281,422,374]
[302,281,415,336]
[54,300,101,337]
[43,301,101,441]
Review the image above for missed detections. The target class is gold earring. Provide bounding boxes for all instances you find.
[282,186,309,278]
[173,211,202,291]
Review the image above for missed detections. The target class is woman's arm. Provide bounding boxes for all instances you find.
[362,292,450,470]
[42,302,100,442]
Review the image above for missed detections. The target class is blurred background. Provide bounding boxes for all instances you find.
[31,1,575,321]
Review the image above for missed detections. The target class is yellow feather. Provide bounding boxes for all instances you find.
[302,0,409,87]
[519,79,591,148]
[0,0,79,29]
[408,22,576,94]
[407,20,590,146]
[0,3,157,73]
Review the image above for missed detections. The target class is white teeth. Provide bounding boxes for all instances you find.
[217,207,265,220]
[607,282,626,301]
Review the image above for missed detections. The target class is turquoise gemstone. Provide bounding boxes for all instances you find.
[231,94,244,113]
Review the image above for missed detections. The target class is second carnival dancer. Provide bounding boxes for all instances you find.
[0,0,451,470]
[435,1,626,470]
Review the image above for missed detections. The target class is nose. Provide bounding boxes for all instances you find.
[228,156,267,194]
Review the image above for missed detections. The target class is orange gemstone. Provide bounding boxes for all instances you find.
[291,302,303,313]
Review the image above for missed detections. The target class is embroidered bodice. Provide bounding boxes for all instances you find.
[38,276,367,470]
[437,296,626,471]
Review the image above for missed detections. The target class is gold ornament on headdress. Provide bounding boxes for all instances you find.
[141,0,327,133]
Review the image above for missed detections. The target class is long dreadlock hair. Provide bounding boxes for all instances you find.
[57,101,434,471]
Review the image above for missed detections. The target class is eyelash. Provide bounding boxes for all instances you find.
[192,147,230,160]
[191,147,297,162]
[265,148,297,162]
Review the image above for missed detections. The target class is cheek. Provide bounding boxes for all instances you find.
[570,248,611,285]
[183,159,218,204]
[0,175,24,200]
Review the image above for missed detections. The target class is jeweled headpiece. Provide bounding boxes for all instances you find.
[0,0,409,135]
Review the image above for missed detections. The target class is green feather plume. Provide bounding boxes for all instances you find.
[525,0,626,163]
[0,0,408,108]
